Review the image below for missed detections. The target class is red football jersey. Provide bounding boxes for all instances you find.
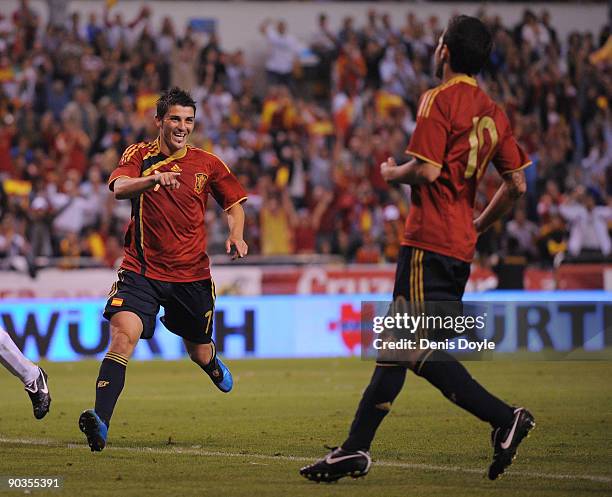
[109,138,247,282]
[404,75,531,262]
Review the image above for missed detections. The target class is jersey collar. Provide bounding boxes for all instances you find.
[142,144,188,177]
[447,75,478,87]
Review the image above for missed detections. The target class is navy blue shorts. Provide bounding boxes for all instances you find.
[103,269,216,344]
[389,246,471,344]
[393,246,470,302]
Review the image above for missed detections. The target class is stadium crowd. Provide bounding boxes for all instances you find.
[0,1,610,276]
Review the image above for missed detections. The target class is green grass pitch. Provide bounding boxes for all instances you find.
[0,358,611,496]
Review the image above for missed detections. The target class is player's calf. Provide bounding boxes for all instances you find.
[186,340,233,393]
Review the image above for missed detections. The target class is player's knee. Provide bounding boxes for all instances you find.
[109,330,138,357]
[108,312,142,357]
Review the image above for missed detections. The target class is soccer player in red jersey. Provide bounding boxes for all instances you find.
[79,88,248,452]
[301,16,534,482]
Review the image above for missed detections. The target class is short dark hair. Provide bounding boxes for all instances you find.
[156,87,196,119]
[443,15,492,76]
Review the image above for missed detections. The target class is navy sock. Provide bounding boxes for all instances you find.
[94,352,127,427]
[200,341,223,381]
[342,365,407,452]
[415,350,513,428]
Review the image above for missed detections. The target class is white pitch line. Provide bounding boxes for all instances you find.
[1,437,610,485]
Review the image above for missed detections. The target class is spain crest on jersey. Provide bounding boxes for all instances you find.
[194,173,208,193]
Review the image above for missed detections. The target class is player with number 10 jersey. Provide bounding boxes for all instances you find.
[300,15,535,484]
[404,74,531,262]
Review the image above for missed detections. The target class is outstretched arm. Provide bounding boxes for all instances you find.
[112,172,180,200]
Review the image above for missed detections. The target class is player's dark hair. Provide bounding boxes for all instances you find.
[156,87,196,118]
[443,15,492,76]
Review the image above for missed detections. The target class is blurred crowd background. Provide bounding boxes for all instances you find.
[0,0,610,276]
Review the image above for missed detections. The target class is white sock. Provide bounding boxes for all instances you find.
[0,327,40,386]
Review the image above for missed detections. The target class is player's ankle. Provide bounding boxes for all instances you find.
[202,356,218,372]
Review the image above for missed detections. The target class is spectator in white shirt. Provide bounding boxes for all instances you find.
[80,165,111,228]
[50,176,95,246]
[380,48,416,99]
[225,50,252,97]
[506,208,539,258]
[559,189,612,258]
[521,10,550,56]
[260,19,300,87]
[0,214,30,272]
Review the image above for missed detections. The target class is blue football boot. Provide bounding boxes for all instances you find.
[205,357,233,393]
[78,409,108,452]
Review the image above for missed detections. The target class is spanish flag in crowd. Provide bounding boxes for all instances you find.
[375,91,404,118]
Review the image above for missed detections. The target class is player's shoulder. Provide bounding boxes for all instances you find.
[418,76,479,118]
[118,142,145,165]
[187,145,232,171]
[433,75,478,98]
[186,144,212,157]
[120,140,159,163]
[186,144,220,163]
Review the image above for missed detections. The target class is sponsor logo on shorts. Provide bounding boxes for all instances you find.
[111,298,124,306]
[97,380,109,388]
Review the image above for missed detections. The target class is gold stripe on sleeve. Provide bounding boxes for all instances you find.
[223,197,248,212]
[501,161,532,176]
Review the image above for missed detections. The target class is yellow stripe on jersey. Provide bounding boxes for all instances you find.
[121,143,138,158]
[422,75,478,118]
[139,194,145,254]
[141,146,188,177]
[417,249,424,308]
[143,138,161,160]
[417,90,432,118]
[118,144,136,164]
[121,143,144,164]
[410,249,417,305]
[423,89,443,118]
